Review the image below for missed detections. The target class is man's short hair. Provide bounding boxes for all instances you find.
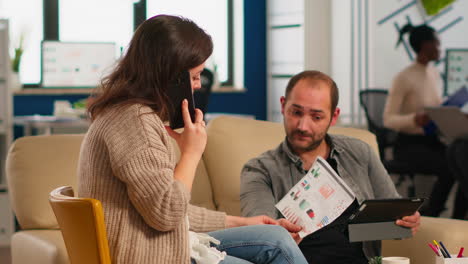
[284,70,339,113]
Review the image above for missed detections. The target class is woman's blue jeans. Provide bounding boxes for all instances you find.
[192,225,307,264]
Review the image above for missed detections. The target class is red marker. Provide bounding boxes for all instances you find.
[428,243,440,257]
[457,247,464,258]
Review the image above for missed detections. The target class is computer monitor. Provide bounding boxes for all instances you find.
[444,49,468,96]
[41,41,117,88]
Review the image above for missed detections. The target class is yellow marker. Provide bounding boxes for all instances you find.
[433,240,444,257]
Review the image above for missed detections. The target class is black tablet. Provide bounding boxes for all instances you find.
[167,71,196,129]
[348,198,425,224]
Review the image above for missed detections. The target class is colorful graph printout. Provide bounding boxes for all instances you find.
[275,157,355,237]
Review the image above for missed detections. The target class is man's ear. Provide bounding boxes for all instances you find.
[330,107,340,127]
[280,96,286,115]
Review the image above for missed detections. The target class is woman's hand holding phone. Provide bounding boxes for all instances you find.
[166,100,206,191]
[166,99,207,158]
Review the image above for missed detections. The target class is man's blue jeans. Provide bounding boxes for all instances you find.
[191,225,307,264]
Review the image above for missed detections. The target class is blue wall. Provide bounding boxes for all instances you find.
[14,95,88,116]
[13,95,89,138]
[14,0,267,121]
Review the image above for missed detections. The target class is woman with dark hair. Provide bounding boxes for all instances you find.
[78,15,307,264]
[383,24,457,217]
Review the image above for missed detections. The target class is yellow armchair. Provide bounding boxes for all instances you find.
[49,186,111,264]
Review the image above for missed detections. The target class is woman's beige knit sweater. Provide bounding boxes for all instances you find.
[78,104,226,263]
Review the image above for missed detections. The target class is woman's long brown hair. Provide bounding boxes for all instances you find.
[87,15,213,121]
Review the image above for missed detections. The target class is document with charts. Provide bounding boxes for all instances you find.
[275,157,356,238]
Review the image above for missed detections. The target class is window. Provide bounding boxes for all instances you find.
[59,0,134,58]
[0,0,43,84]
[3,0,243,89]
[146,0,243,87]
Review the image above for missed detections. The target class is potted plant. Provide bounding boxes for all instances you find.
[369,256,382,264]
[10,34,23,91]
[11,35,23,73]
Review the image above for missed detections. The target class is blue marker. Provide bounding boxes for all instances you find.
[439,241,451,258]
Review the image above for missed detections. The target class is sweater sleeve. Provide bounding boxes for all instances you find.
[117,147,192,232]
[383,75,419,132]
[187,205,226,232]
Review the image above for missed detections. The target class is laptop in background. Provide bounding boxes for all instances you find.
[425,106,468,142]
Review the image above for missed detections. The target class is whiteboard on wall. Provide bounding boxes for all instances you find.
[445,49,468,95]
[41,41,117,87]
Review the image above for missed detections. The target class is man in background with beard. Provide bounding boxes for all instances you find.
[240,70,420,264]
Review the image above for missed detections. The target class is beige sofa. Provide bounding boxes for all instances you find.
[6,116,468,264]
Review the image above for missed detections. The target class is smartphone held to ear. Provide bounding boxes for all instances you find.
[167,71,196,129]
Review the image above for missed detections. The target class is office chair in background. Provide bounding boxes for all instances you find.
[359,89,397,160]
[194,68,214,114]
[359,89,430,197]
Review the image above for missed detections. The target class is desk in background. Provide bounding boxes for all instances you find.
[14,115,89,136]
[13,92,90,138]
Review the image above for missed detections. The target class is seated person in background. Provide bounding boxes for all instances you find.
[383,23,456,217]
[446,104,468,219]
[78,15,308,264]
[240,70,420,264]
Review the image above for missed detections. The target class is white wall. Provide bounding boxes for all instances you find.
[331,0,353,125]
[371,0,468,89]
[0,0,43,84]
[304,0,331,74]
[266,0,332,122]
[331,0,468,126]
[267,0,305,122]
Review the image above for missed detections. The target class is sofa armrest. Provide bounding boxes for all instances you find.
[11,230,69,264]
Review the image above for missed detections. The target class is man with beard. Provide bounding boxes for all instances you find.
[240,70,420,264]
